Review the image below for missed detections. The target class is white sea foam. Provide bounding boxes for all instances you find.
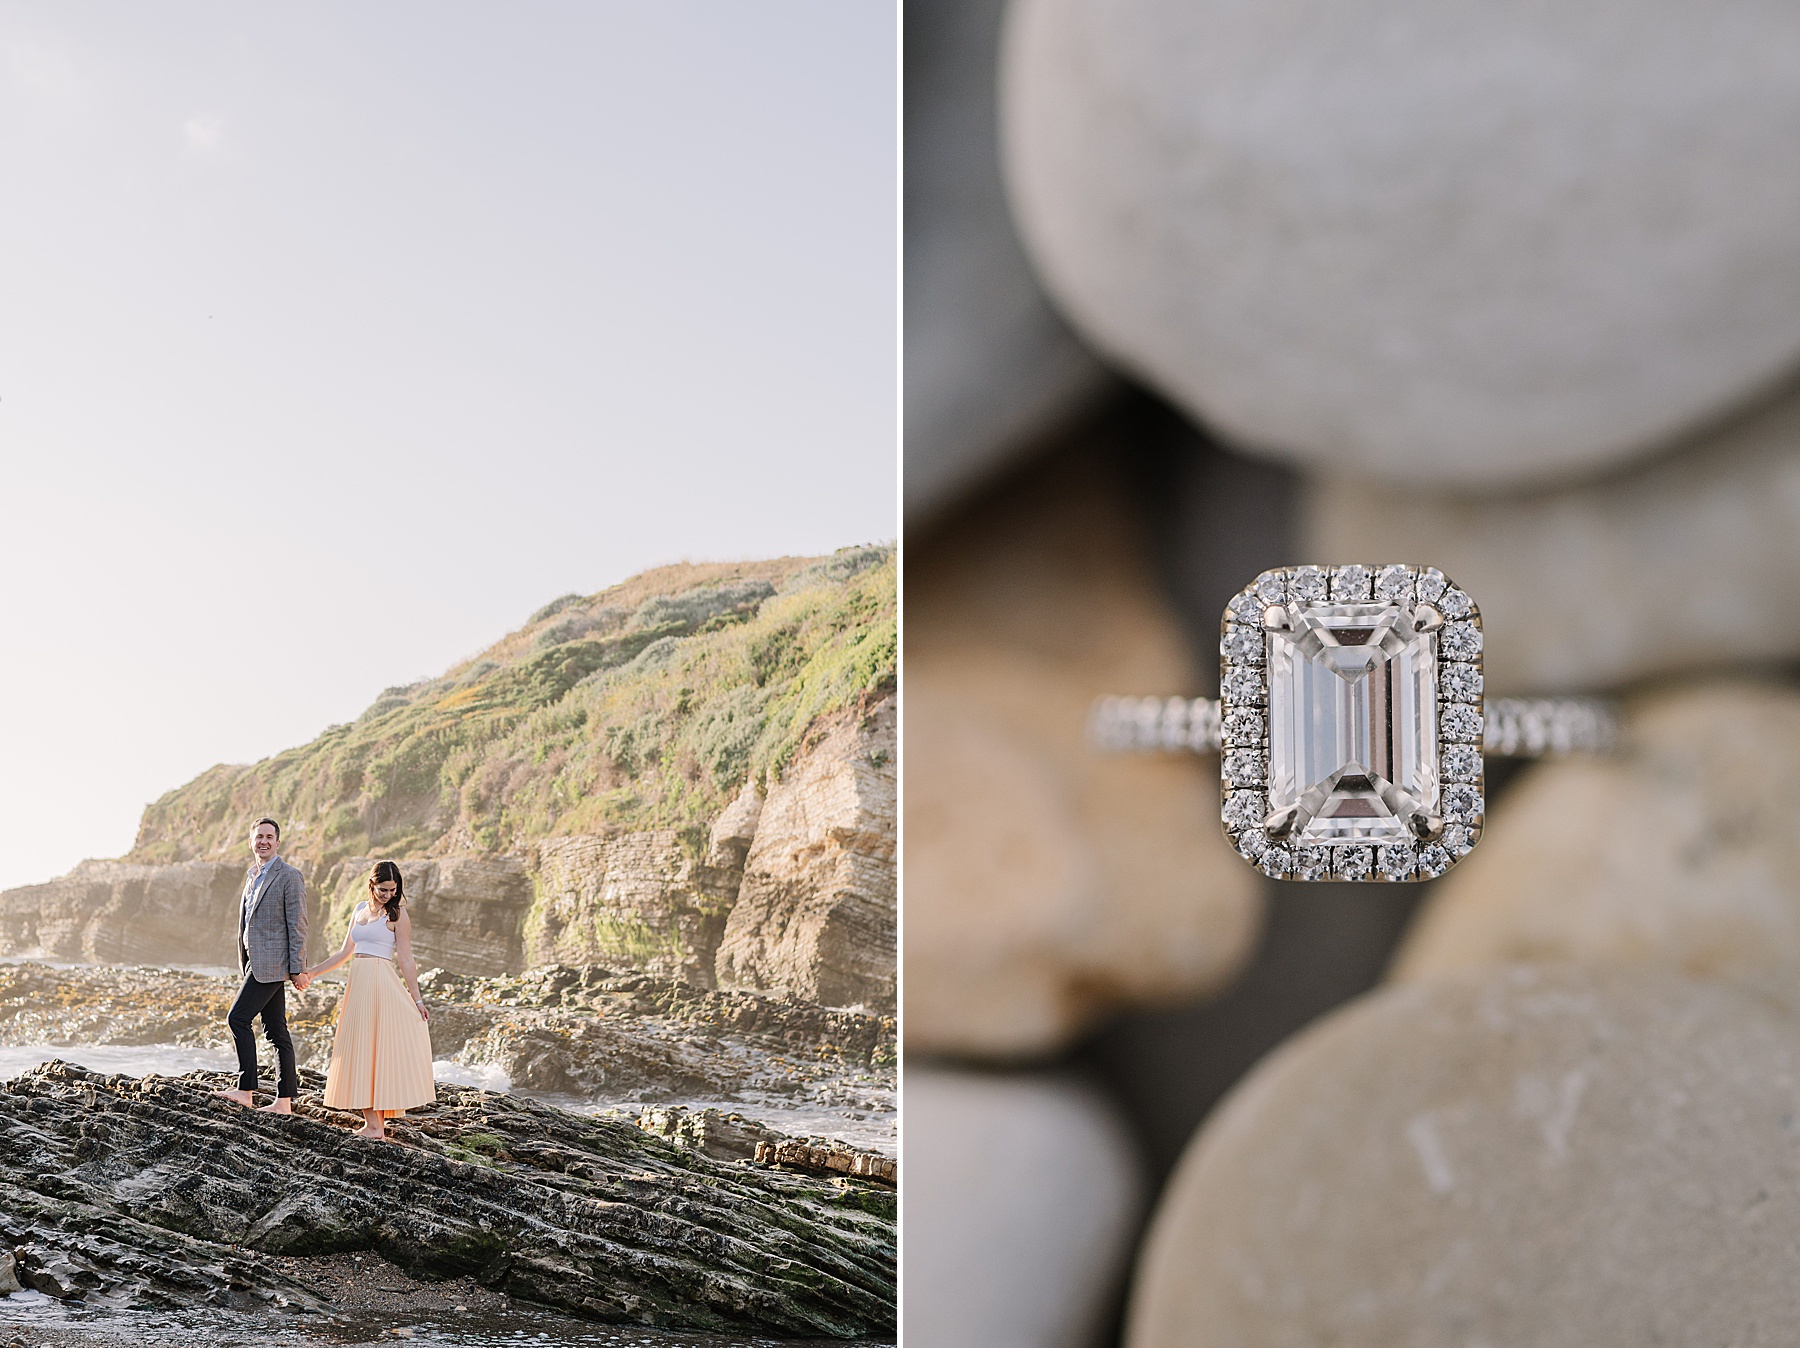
[4,1045,521,1096]
[0,1043,233,1080]
[431,1058,513,1092]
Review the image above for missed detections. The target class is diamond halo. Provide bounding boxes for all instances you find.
[1218,564,1486,882]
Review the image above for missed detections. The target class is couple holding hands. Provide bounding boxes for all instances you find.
[217,817,434,1140]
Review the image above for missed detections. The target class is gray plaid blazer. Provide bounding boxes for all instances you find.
[238,857,308,984]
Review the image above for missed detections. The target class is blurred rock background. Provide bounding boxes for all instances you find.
[905,0,1800,1343]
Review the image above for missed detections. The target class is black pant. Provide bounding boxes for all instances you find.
[228,973,298,1098]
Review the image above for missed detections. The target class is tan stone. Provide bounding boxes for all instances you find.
[1391,681,1800,1001]
[1129,967,1800,1348]
[1303,382,1800,693]
[906,446,1262,1057]
[714,696,896,1010]
[905,686,1098,1051]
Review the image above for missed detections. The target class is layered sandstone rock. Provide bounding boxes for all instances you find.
[525,833,739,987]
[715,696,897,1011]
[0,720,896,1005]
[318,855,533,977]
[708,778,764,870]
[0,860,256,969]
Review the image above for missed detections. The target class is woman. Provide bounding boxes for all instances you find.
[304,860,435,1139]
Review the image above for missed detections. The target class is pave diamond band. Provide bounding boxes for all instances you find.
[1088,694,1619,758]
[1090,563,1620,883]
[1483,697,1620,757]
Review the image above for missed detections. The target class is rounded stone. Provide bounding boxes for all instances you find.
[908,1068,1144,1348]
[1002,0,1800,489]
[907,446,1263,1056]
[905,687,1100,1054]
[1128,967,1800,1348]
[1392,682,1800,1003]
[1305,380,1800,694]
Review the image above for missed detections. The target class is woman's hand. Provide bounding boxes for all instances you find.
[415,998,430,1022]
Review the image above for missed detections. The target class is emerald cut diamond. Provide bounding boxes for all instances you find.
[1266,602,1437,844]
[1219,565,1485,882]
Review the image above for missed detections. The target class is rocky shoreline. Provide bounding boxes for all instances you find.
[0,962,895,1151]
[0,1060,894,1337]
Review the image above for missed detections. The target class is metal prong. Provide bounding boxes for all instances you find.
[1412,604,1445,634]
[1262,604,1292,631]
[1263,804,1299,839]
[1408,811,1445,843]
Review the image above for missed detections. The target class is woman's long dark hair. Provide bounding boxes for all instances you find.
[367,860,404,923]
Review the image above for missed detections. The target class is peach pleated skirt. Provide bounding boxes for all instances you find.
[322,956,435,1117]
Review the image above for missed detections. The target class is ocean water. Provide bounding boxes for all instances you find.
[0,1042,234,1080]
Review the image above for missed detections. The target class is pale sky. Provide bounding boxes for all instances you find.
[0,2,897,891]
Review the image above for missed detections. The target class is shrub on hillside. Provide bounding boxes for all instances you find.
[781,545,889,592]
[690,684,767,790]
[630,579,775,633]
[128,550,894,869]
[528,593,586,624]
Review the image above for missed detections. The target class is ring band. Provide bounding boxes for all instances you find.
[1089,564,1620,883]
[1089,694,1619,758]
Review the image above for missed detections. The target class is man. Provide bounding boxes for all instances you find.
[216,817,311,1114]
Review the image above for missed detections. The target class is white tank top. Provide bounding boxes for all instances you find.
[350,903,398,959]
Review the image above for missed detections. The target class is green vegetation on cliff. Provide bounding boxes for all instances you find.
[131,547,895,871]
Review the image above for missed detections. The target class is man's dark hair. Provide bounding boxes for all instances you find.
[254,817,281,840]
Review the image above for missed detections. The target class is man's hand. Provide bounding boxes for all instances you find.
[291,971,311,991]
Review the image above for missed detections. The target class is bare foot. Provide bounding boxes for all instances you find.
[214,1088,255,1107]
[354,1125,386,1140]
[258,1098,294,1114]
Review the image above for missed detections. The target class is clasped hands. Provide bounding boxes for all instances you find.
[291,970,313,991]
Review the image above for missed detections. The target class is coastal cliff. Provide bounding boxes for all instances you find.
[524,831,740,985]
[0,549,895,1008]
[127,547,894,870]
[716,696,897,1009]
[315,856,533,977]
[0,860,248,968]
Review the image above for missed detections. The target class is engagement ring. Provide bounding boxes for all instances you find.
[1090,564,1619,882]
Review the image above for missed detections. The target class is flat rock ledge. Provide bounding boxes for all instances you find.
[0,1061,894,1337]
